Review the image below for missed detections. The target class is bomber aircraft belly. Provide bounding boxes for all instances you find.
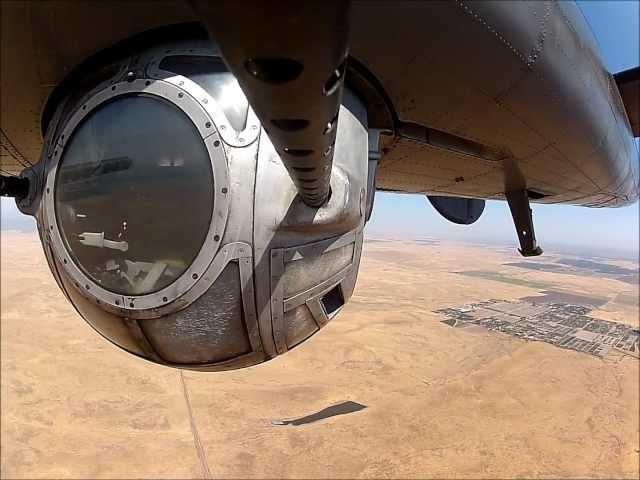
[350,1,639,207]
[0,0,638,371]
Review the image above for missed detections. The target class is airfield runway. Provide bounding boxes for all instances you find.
[1,232,638,478]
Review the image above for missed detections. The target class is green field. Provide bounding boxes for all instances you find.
[455,270,551,290]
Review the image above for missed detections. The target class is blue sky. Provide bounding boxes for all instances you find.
[368,0,639,256]
[2,1,639,256]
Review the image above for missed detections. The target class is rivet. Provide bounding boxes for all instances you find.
[145,80,151,86]
[162,297,168,302]
[221,187,228,194]
[129,302,134,308]
[192,273,198,279]
[214,140,220,147]
[63,259,67,264]
[111,85,116,91]
[178,92,184,98]
[205,122,212,128]
[115,300,120,305]
[46,188,50,194]
[214,235,220,241]
[220,125,226,130]
[85,284,90,290]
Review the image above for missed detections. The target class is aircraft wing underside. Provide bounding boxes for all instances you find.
[1,0,638,208]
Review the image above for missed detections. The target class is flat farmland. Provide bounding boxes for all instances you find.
[2,232,638,479]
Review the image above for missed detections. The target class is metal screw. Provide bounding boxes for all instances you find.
[214,140,220,147]
[178,92,184,98]
[221,187,228,194]
[205,122,211,128]
[214,235,220,241]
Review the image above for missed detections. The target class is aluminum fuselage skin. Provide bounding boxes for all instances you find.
[1,0,638,207]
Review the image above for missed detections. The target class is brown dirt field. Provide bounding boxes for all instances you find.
[2,232,638,479]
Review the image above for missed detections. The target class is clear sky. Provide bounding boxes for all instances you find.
[1,1,639,256]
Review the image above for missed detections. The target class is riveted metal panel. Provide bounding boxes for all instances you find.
[140,262,252,364]
[284,304,319,349]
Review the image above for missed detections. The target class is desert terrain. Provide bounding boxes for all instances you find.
[1,231,638,479]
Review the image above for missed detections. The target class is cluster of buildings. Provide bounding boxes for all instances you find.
[436,299,639,358]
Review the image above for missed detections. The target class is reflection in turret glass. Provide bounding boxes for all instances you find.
[55,95,214,295]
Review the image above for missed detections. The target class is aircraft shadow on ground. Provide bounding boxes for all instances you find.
[272,401,367,426]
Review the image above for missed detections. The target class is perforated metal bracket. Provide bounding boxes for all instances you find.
[506,189,543,257]
[192,0,352,207]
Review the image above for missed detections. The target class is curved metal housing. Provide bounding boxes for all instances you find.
[427,196,485,225]
[32,40,370,371]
